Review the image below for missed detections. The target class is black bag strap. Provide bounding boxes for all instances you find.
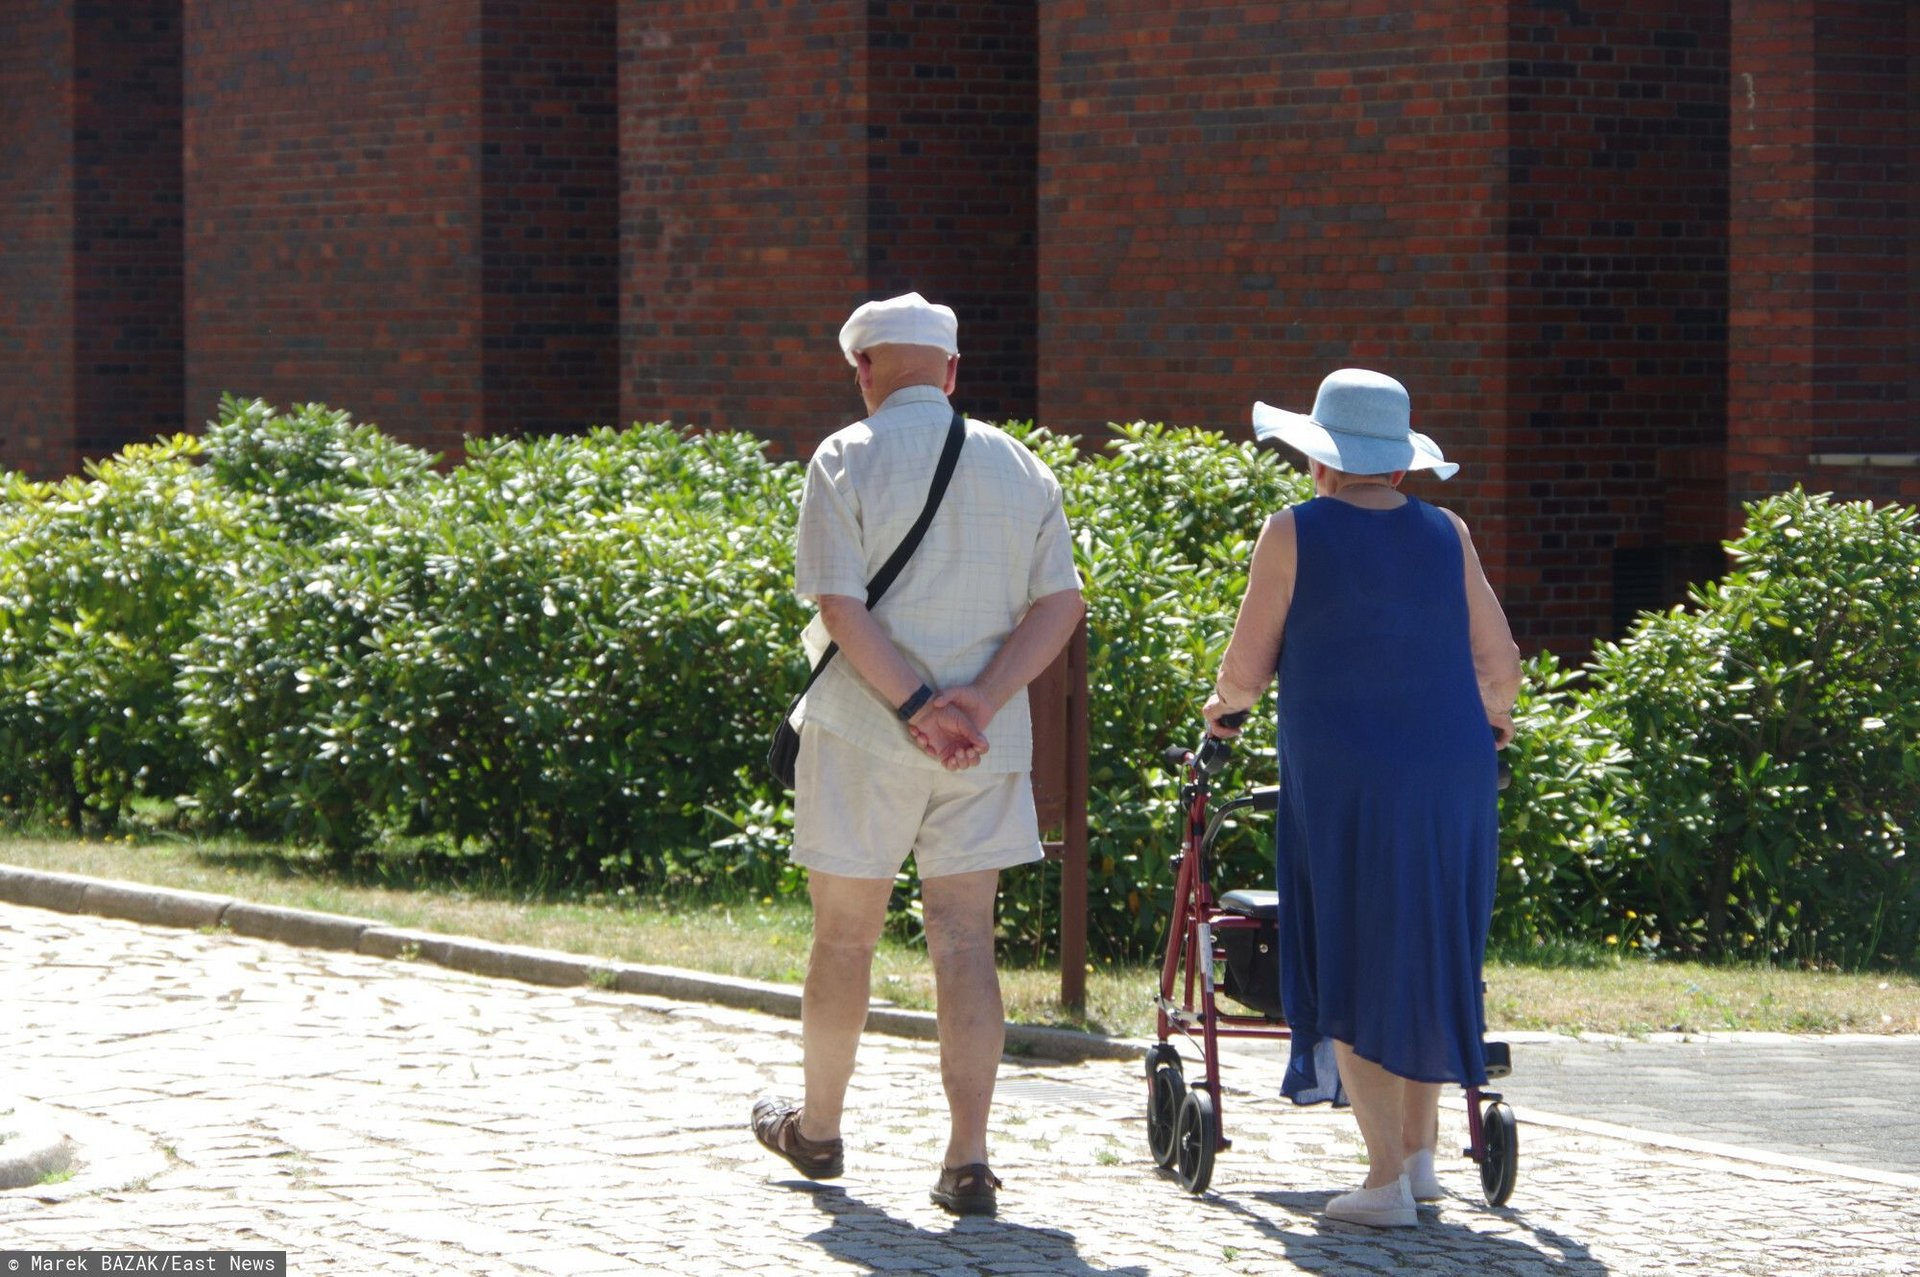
[790,408,966,702]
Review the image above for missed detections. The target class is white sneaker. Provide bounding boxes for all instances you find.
[1405,1147,1445,1201]
[1325,1173,1418,1228]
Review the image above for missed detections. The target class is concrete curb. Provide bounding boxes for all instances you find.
[80,879,229,931]
[0,865,89,914]
[0,864,1143,1064]
[0,1099,74,1191]
[225,901,381,951]
[613,962,801,1017]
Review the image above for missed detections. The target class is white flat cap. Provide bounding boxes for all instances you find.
[838,292,959,366]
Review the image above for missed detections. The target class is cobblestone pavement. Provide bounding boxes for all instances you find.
[2,903,1916,1276]
[1501,1033,1920,1179]
[1225,1031,1920,1181]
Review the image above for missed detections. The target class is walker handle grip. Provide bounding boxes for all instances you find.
[1188,709,1250,776]
[1213,709,1252,733]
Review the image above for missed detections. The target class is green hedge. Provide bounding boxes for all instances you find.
[1585,491,1920,967]
[1492,650,1637,953]
[1,400,1914,969]
[0,436,255,826]
[999,424,1311,958]
[172,404,806,883]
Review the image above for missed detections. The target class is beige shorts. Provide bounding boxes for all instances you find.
[791,725,1045,880]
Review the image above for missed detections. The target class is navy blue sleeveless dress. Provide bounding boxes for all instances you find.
[1273,495,1498,1104]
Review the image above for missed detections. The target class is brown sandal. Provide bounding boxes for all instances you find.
[931,1162,1002,1215]
[751,1098,844,1180]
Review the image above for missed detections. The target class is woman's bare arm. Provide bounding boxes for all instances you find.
[1204,511,1296,734]
[1445,509,1522,747]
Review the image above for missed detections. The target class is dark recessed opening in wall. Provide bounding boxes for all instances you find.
[71,0,186,463]
[1611,543,1725,637]
[1611,547,1666,637]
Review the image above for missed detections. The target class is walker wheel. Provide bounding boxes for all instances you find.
[1480,1100,1518,1206]
[1147,1059,1185,1169]
[1173,1087,1217,1194]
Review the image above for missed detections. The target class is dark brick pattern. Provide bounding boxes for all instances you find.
[73,1,185,462]
[619,0,870,451]
[1039,4,1504,435]
[865,3,1038,430]
[1,2,1913,645]
[1802,2,1913,458]
[183,1,487,457]
[180,1,620,456]
[1037,1,1517,608]
[1729,0,1918,512]
[619,0,1037,456]
[0,0,77,477]
[480,0,620,438]
[2,0,185,478]
[1036,2,1745,651]
[1502,3,1731,647]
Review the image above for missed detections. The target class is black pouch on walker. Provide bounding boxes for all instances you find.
[1216,889,1285,1021]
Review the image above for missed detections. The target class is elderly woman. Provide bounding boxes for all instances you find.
[1202,368,1522,1228]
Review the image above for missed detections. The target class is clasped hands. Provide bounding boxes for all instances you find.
[907,685,993,770]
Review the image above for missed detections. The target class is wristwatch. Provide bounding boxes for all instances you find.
[895,684,935,722]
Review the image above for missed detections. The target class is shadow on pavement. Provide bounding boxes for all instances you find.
[1222,1187,1610,1274]
[797,1184,1153,1276]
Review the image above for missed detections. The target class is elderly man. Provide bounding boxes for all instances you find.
[751,293,1084,1216]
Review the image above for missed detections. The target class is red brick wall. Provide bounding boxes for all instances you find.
[620,1,870,448]
[619,1,1038,454]
[1503,4,1731,644]
[1036,6,1512,626]
[1730,0,1917,511]
[73,1,185,461]
[1037,2,1734,652]
[184,1,487,455]
[1807,2,1911,457]
[1911,15,1919,455]
[1804,460,1920,510]
[866,2,1038,425]
[1801,3,1919,510]
[0,1,77,477]
[1729,1,1817,513]
[6,0,1913,632]
[1036,4,1516,631]
[1039,4,1507,445]
[183,2,617,450]
[480,0,620,436]
[1911,13,1919,446]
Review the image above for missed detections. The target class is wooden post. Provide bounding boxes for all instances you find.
[1029,616,1090,1010]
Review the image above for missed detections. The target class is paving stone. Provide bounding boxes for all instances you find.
[0,902,1916,1275]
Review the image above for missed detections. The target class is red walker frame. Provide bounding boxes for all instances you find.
[1145,729,1518,1201]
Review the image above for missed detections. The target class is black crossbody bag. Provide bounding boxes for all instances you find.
[767,409,966,788]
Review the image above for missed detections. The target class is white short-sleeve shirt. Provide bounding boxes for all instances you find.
[793,385,1080,773]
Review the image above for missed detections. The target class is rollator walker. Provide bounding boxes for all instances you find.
[1144,714,1519,1202]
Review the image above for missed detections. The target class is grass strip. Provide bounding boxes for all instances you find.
[3,833,1916,1039]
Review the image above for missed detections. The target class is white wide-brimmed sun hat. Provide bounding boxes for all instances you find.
[838,291,959,367]
[1251,368,1458,480]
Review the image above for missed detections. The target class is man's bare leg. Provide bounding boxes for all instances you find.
[921,867,1004,1168]
[799,871,894,1143]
